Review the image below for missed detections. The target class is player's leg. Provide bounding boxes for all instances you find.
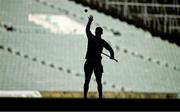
[84,74,92,99]
[94,62,103,99]
[95,72,102,99]
[84,60,93,99]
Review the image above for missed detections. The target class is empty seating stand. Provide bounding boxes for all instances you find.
[0,0,180,98]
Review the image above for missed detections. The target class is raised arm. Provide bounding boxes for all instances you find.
[86,15,93,38]
[103,41,114,59]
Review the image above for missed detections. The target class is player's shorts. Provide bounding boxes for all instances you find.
[84,59,104,75]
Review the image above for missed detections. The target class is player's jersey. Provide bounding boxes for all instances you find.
[85,33,106,60]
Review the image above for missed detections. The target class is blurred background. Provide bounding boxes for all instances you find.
[0,0,180,98]
[73,0,180,45]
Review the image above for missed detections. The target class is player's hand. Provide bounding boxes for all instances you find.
[88,15,93,22]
